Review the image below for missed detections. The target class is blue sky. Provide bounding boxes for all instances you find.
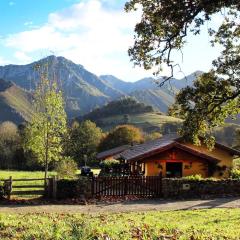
[0,0,222,81]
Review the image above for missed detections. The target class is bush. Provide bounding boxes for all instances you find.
[57,177,91,199]
[231,169,240,180]
[183,175,218,181]
[56,157,78,179]
[183,174,203,181]
[0,182,4,200]
[101,159,120,168]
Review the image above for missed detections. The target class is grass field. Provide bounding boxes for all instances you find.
[0,171,52,199]
[0,209,240,239]
[0,169,100,199]
[98,112,182,132]
[0,169,100,180]
[0,170,53,180]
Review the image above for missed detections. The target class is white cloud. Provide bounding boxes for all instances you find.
[2,0,151,81]
[0,56,10,66]
[14,51,32,63]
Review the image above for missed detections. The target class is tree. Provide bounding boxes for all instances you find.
[98,125,144,151]
[123,114,130,124]
[55,157,78,179]
[126,1,240,146]
[0,122,20,169]
[66,120,104,166]
[145,132,162,141]
[234,129,240,150]
[24,69,67,185]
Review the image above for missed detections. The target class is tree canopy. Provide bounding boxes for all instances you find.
[98,125,144,151]
[126,0,240,147]
[0,122,21,169]
[24,69,67,182]
[66,120,104,166]
[82,97,153,122]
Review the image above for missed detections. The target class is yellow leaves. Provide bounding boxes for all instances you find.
[25,71,67,166]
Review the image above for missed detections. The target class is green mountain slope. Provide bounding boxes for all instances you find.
[0,79,33,124]
[96,112,182,133]
[130,89,175,113]
[81,98,182,133]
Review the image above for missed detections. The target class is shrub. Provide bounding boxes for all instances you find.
[57,177,91,199]
[101,159,120,168]
[231,169,240,180]
[56,157,78,179]
[0,182,4,199]
[183,174,203,181]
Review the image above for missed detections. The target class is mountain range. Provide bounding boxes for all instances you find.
[0,55,202,124]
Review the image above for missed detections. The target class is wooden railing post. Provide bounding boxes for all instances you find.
[91,176,95,197]
[7,176,12,200]
[52,176,57,199]
[46,178,53,198]
[124,176,128,195]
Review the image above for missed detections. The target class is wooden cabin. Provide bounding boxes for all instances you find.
[97,134,240,178]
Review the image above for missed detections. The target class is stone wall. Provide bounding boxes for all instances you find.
[162,179,240,199]
[56,177,240,201]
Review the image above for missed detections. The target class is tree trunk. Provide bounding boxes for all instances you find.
[44,134,49,190]
[44,121,49,191]
[44,157,48,190]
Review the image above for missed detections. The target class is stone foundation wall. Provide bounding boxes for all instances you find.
[162,179,240,199]
[56,177,240,200]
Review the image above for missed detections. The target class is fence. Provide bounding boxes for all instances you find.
[1,176,57,199]
[92,176,162,197]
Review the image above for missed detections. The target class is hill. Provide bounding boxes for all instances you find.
[214,123,240,147]
[80,98,182,133]
[81,98,155,121]
[87,112,182,133]
[0,79,33,124]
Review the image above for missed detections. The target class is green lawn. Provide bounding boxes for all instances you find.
[0,209,240,239]
[0,169,100,180]
[0,171,52,199]
[0,169,100,199]
[0,170,53,180]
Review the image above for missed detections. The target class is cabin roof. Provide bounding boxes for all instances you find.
[97,134,240,163]
[96,145,132,160]
[118,135,240,162]
[119,134,178,161]
[95,133,239,163]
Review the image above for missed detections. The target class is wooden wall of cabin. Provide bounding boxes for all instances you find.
[182,142,233,178]
[143,147,211,178]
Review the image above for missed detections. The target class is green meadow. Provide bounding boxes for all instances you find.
[0,209,239,239]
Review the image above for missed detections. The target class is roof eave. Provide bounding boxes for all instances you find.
[125,142,220,164]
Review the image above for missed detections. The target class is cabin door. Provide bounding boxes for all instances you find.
[166,162,182,178]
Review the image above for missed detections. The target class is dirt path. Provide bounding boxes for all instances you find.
[0,197,240,214]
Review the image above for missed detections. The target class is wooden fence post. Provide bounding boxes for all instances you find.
[124,176,128,196]
[8,176,12,200]
[91,176,95,197]
[52,176,57,199]
[46,178,52,198]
